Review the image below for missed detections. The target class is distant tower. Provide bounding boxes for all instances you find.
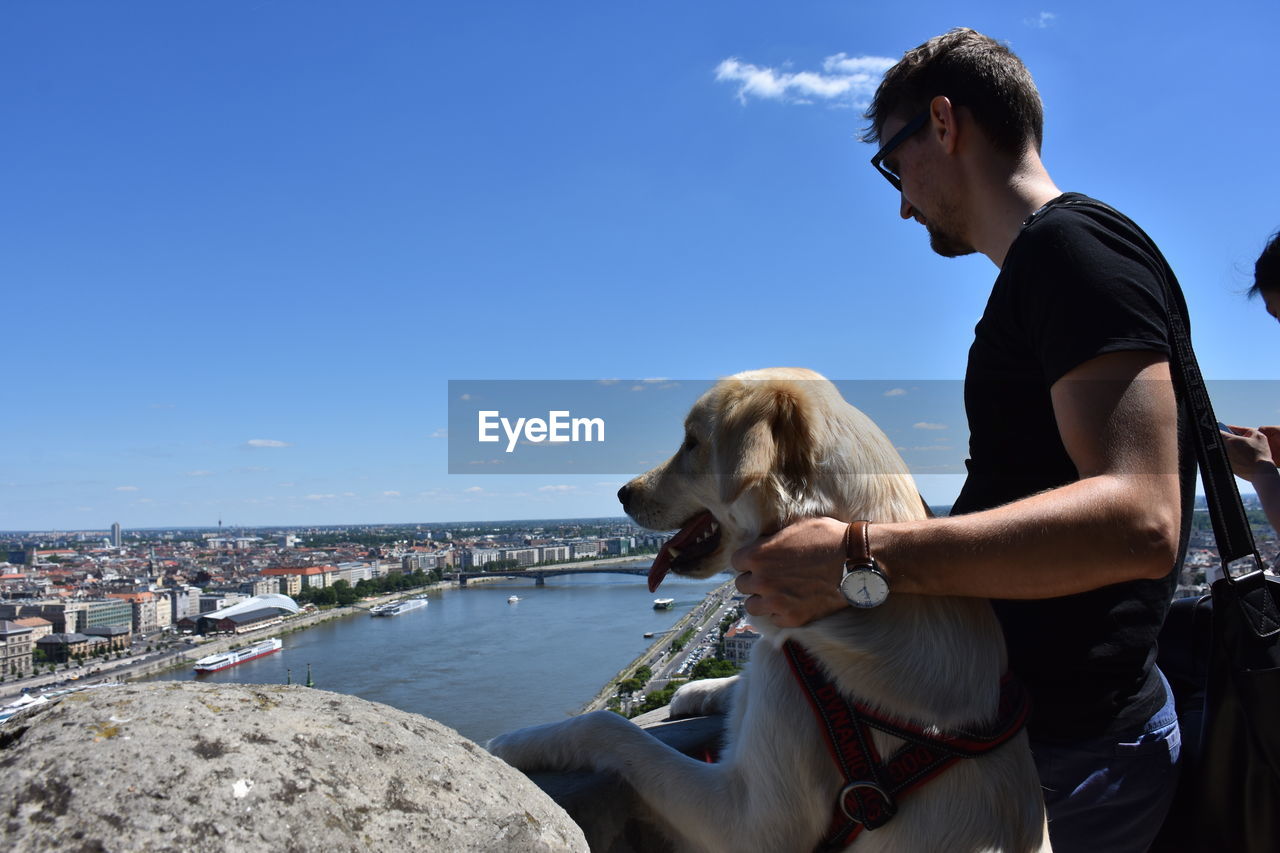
[111,522,122,548]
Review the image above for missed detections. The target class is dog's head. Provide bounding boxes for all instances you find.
[619,368,922,592]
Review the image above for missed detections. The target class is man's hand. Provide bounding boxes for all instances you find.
[731,516,848,627]
[1222,425,1278,482]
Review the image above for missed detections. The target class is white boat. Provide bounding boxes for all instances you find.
[653,598,675,610]
[508,596,521,603]
[371,597,428,617]
[193,638,283,673]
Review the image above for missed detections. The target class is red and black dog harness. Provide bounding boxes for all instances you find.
[782,640,1031,851]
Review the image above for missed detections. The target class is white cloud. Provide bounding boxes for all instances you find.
[382,490,401,497]
[715,53,895,108]
[459,393,472,401]
[342,492,356,498]
[913,422,948,430]
[429,428,448,439]
[115,485,139,492]
[910,445,952,451]
[186,470,213,477]
[1025,11,1057,28]
[276,482,295,488]
[883,388,907,397]
[245,438,290,448]
[305,493,336,501]
[538,485,577,492]
[464,486,485,493]
[630,379,680,392]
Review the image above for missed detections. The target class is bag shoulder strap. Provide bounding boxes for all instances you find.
[1055,199,1268,594]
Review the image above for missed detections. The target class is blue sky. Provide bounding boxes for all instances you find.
[4,1,1278,531]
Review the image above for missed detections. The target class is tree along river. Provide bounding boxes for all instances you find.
[144,569,726,743]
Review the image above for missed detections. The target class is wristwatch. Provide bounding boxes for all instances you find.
[839,520,889,609]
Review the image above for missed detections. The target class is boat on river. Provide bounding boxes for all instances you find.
[653,598,675,610]
[371,598,428,617]
[193,638,282,673]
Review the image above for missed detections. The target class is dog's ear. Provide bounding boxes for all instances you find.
[715,384,813,504]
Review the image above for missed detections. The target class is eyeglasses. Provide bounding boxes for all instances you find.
[870,110,930,192]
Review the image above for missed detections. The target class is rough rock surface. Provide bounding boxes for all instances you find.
[0,682,587,852]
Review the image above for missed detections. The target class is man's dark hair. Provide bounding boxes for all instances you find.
[863,28,1043,156]
[1250,231,1280,298]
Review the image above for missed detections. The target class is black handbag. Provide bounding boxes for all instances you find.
[1193,571,1280,852]
[1065,199,1280,852]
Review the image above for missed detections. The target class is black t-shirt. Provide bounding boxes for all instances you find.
[951,192,1195,742]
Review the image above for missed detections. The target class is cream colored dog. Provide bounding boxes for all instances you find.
[489,368,1050,853]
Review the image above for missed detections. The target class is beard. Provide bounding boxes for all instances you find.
[923,192,976,258]
[927,221,976,258]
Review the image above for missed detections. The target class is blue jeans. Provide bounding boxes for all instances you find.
[1032,669,1181,853]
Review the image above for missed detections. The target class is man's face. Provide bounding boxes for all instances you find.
[878,112,975,259]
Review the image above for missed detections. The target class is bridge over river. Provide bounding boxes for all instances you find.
[452,566,649,586]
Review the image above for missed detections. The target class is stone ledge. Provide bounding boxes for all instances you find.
[0,682,587,853]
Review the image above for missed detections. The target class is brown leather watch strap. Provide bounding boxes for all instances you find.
[844,520,872,565]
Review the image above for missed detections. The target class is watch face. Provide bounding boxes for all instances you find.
[841,565,889,608]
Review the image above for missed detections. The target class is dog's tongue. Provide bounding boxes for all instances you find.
[648,547,674,593]
[648,511,714,593]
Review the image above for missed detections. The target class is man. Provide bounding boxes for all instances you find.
[732,29,1193,852]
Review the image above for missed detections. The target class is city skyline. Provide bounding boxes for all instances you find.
[5,1,1279,529]
[5,491,1271,539]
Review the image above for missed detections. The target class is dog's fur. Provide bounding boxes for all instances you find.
[489,368,1050,853]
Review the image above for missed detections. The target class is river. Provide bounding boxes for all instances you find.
[144,569,726,743]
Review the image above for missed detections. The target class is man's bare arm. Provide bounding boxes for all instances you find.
[733,351,1182,626]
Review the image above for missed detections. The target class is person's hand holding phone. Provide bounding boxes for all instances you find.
[1259,425,1280,464]
[1220,423,1279,482]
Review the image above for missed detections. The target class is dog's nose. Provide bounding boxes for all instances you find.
[617,484,632,509]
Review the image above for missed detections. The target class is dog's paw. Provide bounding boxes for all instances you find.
[487,713,625,773]
[487,728,551,772]
[669,676,739,718]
